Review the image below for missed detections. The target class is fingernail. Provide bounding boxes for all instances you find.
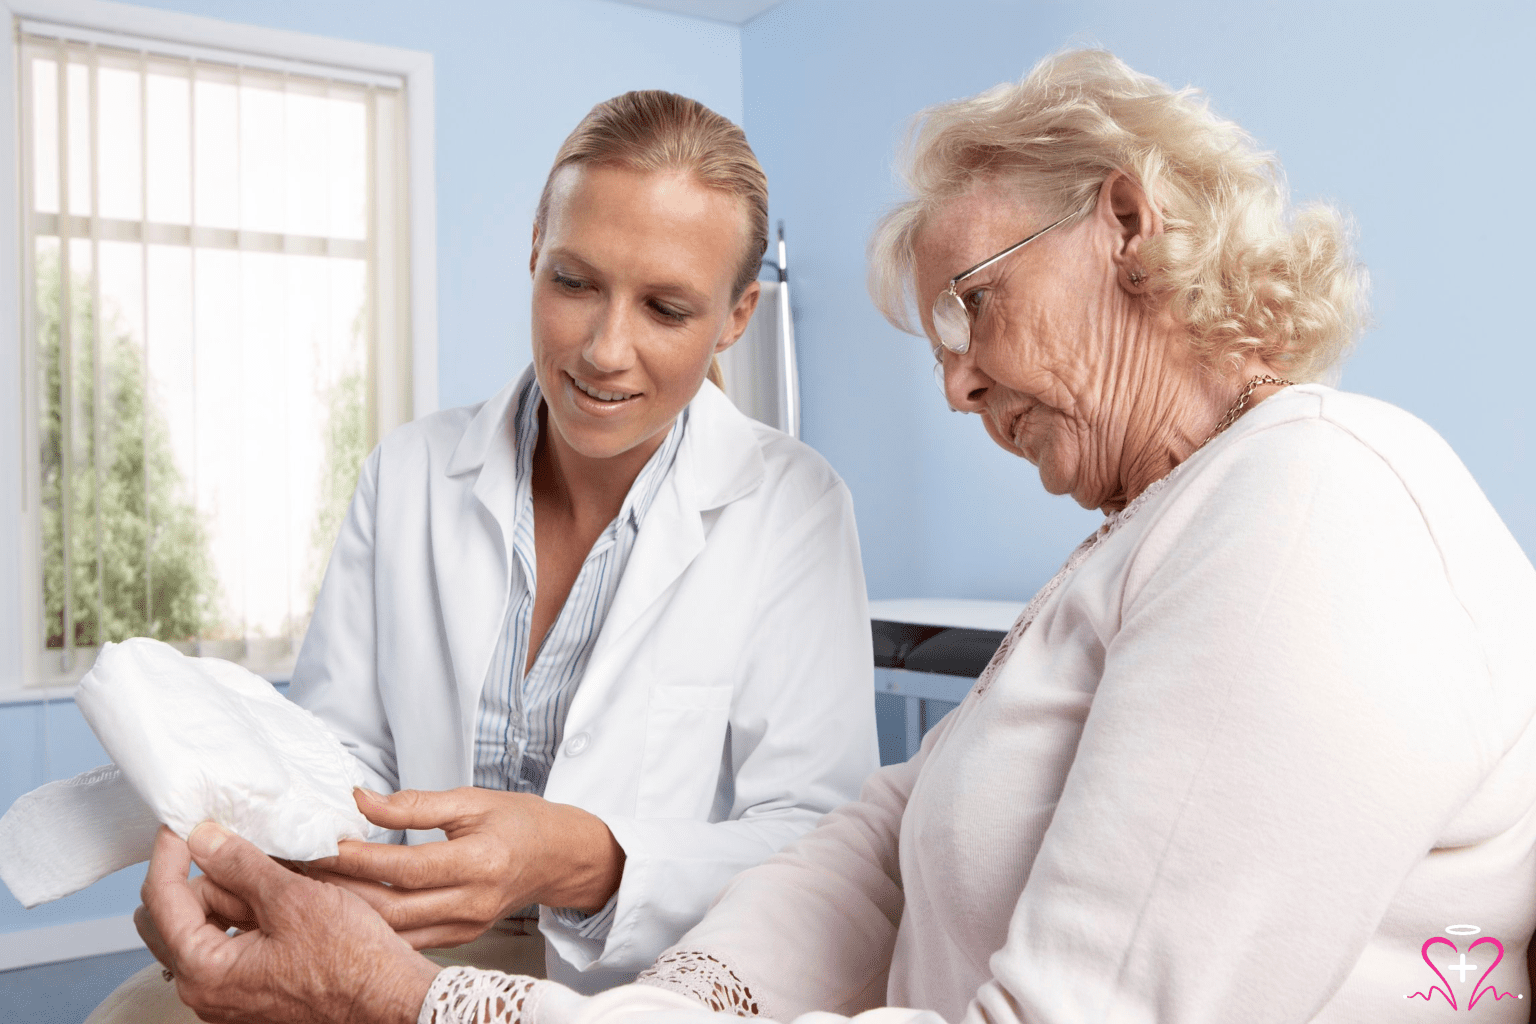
[189,821,230,857]
[354,787,384,802]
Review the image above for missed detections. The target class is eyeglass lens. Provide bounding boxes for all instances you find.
[932,290,972,354]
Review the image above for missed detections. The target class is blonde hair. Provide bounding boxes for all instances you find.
[536,91,769,391]
[869,49,1367,381]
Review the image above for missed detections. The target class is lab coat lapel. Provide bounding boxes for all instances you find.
[575,384,766,702]
[597,473,706,654]
[438,372,528,747]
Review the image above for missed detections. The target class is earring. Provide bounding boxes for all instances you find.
[1128,269,1146,286]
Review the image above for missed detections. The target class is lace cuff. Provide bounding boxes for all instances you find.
[418,966,546,1024]
[635,950,762,1017]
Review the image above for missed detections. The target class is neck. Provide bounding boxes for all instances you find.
[532,405,673,529]
[1100,345,1288,514]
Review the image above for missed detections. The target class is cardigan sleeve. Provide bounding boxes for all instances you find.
[420,968,950,1024]
[636,748,927,1019]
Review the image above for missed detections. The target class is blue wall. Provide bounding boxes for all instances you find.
[743,0,1536,602]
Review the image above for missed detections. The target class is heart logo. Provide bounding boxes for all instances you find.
[1410,934,1513,1011]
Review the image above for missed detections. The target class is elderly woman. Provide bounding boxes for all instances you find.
[140,50,1536,1023]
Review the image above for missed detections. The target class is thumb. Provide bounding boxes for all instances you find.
[352,787,478,833]
[187,822,302,929]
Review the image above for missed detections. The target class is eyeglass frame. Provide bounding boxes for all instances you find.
[930,209,1079,356]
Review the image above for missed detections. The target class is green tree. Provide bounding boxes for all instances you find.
[308,367,367,603]
[38,249,217,649]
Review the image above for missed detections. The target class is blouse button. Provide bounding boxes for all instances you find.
[564,732,591,757]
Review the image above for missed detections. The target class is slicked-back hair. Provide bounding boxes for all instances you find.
[536,90,768,303]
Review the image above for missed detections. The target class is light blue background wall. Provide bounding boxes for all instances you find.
[744,0,1536,601]
[7,0,1536,946]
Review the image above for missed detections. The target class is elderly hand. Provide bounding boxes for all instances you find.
[305,787,625,950]
[138,824,440,1024]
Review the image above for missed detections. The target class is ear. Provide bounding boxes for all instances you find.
[1099,171,1162,294]
[715,280,762,355]
[529,222,542,279]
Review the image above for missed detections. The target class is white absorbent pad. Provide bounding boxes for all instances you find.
[0,637,381,908]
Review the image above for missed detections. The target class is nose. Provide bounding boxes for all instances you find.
[942,347,990,413]
[582,301,637,374]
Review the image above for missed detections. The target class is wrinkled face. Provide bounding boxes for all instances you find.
[914,181,1142,509]
[530,164,757,463]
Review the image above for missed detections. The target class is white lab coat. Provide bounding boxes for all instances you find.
[287,369,878,992]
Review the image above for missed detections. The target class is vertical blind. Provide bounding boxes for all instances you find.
[18,27,412,682]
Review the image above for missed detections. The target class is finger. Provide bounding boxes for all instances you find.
[143,825,192,895]
[189,875,257,930]
[135,887,252,967]
[397,922,495,951]
[185,822,307,934]
[310,871,495,934]
[301,868,402,916]
[349,787,486,834]
[140,827,238,979]
[133,904,172,968]
[307,835,482,890]
[138,833,255,964]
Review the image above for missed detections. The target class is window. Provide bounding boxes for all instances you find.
[4,5,436,689]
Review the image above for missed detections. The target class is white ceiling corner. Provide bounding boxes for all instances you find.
[606,0,785,26]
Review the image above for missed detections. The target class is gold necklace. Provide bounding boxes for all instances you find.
[1197,374,1295,450]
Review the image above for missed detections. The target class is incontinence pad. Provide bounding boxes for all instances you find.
[0,638,381,908]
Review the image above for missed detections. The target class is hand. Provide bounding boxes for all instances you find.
[135,864,257,971]
[305,787,625,950]
[139,824,440,1024]
[136,854,310,967]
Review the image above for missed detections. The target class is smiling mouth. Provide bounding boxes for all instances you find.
[570,374,639,403]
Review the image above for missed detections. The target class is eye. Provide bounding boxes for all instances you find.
[552,271,587,292]
[648,299,690,324]
[961,287,988,317]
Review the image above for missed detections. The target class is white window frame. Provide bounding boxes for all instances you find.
[0,0,438,697]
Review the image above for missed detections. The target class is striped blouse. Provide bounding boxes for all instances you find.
[472,374,687,940]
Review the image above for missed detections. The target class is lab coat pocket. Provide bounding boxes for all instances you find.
[636,683,733,819]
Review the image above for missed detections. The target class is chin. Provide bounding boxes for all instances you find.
[557,422,648,461]
[1038,471,1075,499]
[1035,450,1081,500]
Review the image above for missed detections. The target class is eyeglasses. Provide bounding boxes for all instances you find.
[930,210,1077,356]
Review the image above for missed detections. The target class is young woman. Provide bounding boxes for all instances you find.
[102,91,876,1022]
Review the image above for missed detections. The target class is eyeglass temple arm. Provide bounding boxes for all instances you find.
[948,210,1079,287]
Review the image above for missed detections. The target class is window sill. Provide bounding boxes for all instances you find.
[0,673,293,706]
[0,683,81,706]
